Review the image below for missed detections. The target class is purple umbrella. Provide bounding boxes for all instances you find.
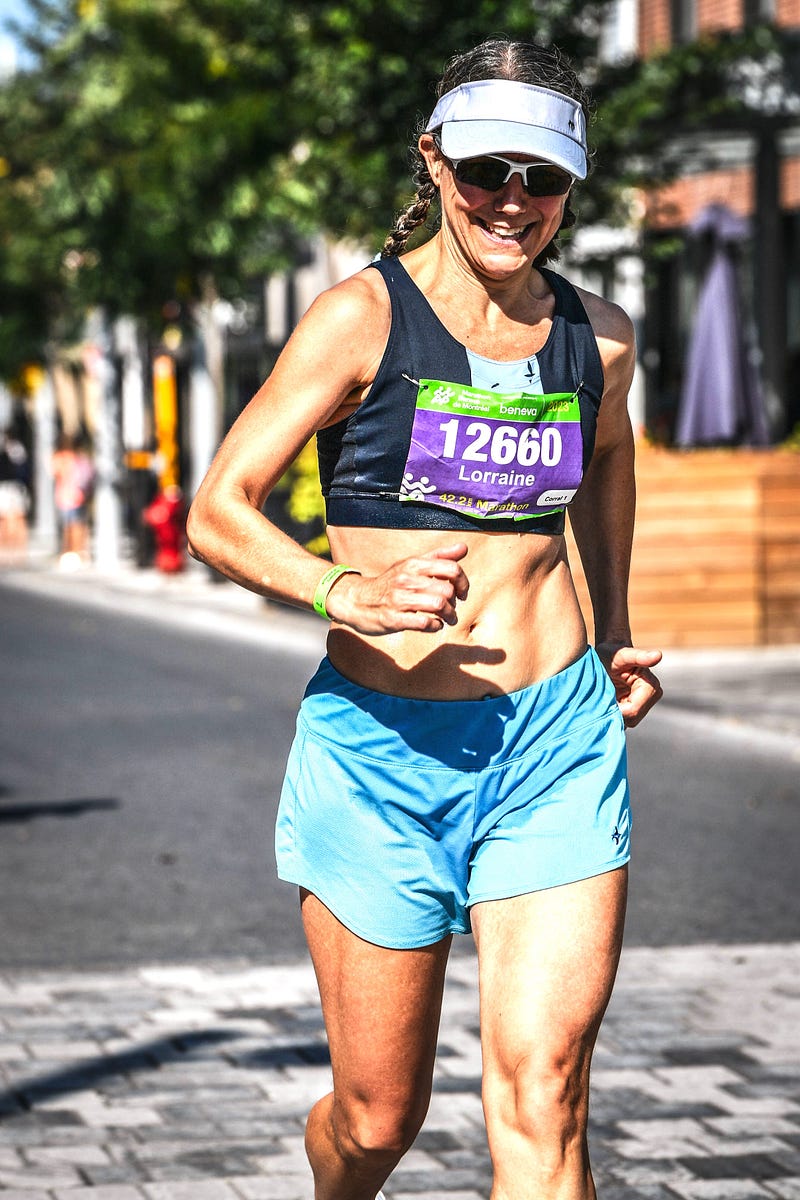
[675,204,770,447]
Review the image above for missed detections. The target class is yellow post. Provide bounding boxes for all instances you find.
[152,353,180,490]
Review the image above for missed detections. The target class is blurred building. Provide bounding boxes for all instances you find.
[565,0,800,445]
[563,0,800,646]
[637,0,800,442]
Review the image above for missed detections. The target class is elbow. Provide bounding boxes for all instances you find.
[185,496,212,565]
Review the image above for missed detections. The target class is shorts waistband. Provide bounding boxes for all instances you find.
[299,647,617,772]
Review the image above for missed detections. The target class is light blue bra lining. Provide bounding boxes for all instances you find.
[465,349,543,394]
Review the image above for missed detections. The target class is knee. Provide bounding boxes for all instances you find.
[332,1093,427,1169]
[487,1051,590,1151]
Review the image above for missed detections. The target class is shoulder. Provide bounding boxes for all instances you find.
[570,283,635,389]
[270,264,392,403]
[570,283,634,350]
[571,283,634,353]
[301,264,390,338]
[248,263,392,428]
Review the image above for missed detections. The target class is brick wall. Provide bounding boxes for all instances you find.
[645,167,754,226]
[639,0,672,54]
[783,156,800,209]
[776,0,800,25]
[639,0,799,53]
[644,159,800,226]
[697,0,743,31]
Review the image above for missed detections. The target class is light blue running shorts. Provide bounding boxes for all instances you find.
[276,646,630,949]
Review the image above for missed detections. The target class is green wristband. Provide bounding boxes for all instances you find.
[313,564,361,619]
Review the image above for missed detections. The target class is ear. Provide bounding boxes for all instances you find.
[418,132,445,188]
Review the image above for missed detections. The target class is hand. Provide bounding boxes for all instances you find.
[325,543,470,635]
[595,642,663,728]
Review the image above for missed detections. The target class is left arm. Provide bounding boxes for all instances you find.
[568,294,662,727]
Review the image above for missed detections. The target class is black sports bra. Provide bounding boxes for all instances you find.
[317,258,604,534]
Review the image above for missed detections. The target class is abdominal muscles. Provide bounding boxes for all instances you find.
[326,526,588,700]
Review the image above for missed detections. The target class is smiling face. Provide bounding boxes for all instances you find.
[419,132,571,282]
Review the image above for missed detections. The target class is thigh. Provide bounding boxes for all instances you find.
[302,890,452,1112]
[472,867,628,1075]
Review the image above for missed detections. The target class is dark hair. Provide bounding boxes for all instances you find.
[381,37,593,263]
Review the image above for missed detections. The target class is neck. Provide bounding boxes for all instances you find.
[407,231,552,319]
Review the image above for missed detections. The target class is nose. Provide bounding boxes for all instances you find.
[493,171,529,210]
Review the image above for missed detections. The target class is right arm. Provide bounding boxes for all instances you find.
[186,272,468,632]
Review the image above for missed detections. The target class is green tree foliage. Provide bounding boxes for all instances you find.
[1,0,797,381]
[283,0,618,243]
[0,0,316,374]
[0,0,623,374]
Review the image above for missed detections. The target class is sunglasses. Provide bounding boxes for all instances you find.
[437,144,573,198]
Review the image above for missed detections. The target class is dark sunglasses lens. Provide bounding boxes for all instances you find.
[454,157,508,191]
[528,167,572,196]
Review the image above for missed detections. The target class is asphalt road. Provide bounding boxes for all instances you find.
[1,578,798,968]
[2,582,312,967]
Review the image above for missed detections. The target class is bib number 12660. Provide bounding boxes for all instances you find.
[438,418,563,468]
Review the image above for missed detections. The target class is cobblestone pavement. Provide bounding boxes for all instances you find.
[0,943,799,1199]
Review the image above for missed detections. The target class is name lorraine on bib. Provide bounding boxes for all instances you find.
[400,378,584,523]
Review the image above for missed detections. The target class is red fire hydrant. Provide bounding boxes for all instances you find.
[143,485,186,573]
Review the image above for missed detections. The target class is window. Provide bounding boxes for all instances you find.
[784,212,800,432]
[670,0,697,42]
[744,0,776,24]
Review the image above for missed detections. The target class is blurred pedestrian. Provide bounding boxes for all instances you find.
[0,429,30,560]
[51,433,94,567]
[188,35,662,1200]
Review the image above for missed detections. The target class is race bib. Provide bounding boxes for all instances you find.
[400,378,583,522]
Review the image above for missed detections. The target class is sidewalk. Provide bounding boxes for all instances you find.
[0,556,329,660]
[2,556,800,1198]
[0,946,799,1199]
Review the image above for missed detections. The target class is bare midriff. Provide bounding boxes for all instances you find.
[326,525,588,701]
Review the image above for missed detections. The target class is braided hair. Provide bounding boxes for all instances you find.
[381,37,593,263]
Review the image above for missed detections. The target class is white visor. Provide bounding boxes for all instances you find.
[426,79,588,181]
